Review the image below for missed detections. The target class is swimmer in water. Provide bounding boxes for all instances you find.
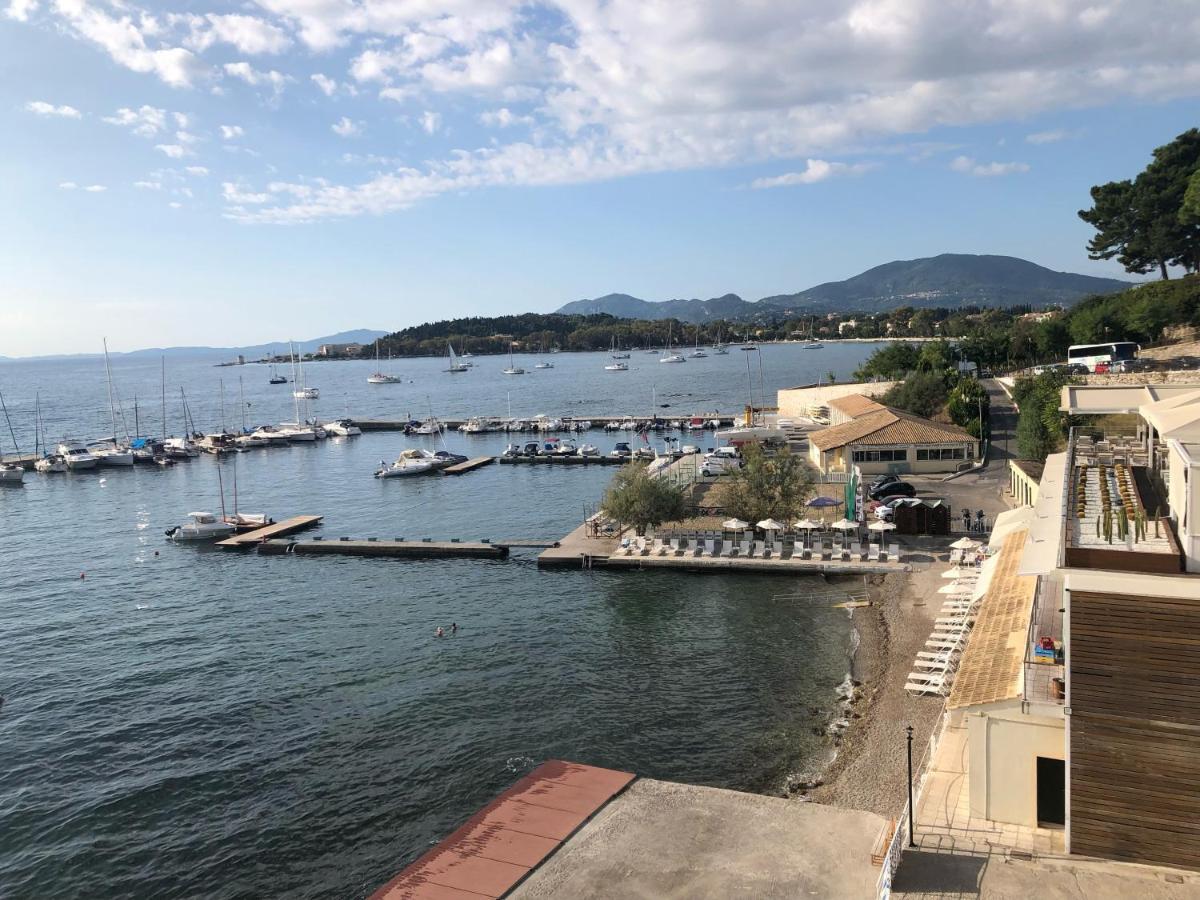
[451,622,458,635]
[436,626,444,638]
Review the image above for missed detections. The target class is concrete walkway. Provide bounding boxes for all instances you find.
[511,779,888,899]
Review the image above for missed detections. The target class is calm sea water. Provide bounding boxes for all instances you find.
[0,343,884,899]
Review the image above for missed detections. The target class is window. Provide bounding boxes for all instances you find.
[917,447,966,461]
[852,448,908,462]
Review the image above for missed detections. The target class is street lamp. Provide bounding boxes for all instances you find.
[906,725,916,847]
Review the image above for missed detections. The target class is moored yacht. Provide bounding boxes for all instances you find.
[325,419,362,436]
[35,455,67,473]
[163,436,200,458]
[166,512,236,542]
[56,440,98,470]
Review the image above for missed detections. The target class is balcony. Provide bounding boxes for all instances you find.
[1024,575,1064,706]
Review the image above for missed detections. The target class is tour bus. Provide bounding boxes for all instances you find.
[1066,341,1140,373]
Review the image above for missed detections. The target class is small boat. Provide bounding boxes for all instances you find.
[290,343,318,398]
[250,425,291,446]
[375,451,436,478]
[551,439,578,456]
[605,361,628,371]
[293,386,319,399]
[56,440,98,470]
[166,511,236,542]
[447,343,470,374]
[689,327,708,358]
[367,372,402,384]
[325,419,362,436]
[659,325,685,363]
[501,443,522,458]
[35,455,66,473]
[163,436,200,458]
[277,423,317,442]
[609,441,632,458]
[269,362,288,384]
[534,360,554,369]
[411,418,442,435]
[197,433,236,455]
[0,463,22,483]
[610,336,630,360]
[741,345,757,351]
[234,432,270,449]
[579,443,599,457]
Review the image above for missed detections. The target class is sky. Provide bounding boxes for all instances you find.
[2,1,1199,356]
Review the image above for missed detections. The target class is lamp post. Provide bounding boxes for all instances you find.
[906,724,916,847]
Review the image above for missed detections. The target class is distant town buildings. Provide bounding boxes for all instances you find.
[316,342,363,357]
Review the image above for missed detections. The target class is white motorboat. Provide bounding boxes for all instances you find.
[35,455,67,473]
[579,443,599,457]
[552,439,578,456]
[251,425,290,446]
[605,361,628,371]
[0,463,23,483]
[197,434,236,455]
[166,512,236,542]
[223,512,271,528]
[534,360,553,369]
[412,418,442,435]
[234,432,270,449]
[660,353,685,363]
[90,444,135,466]
[278,423,317,442]
[447,343,470,373]
[163,436,200,458]
[325,419,362,436]
[56,440,98,470]
[367,372,402,384]
[375,453,436,478]
[293,386,319,399]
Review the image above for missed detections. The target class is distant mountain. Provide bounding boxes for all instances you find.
[2,329,388,362]
[555,255,1132,323]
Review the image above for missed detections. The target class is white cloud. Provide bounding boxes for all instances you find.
[182,13,290,55]
[479,107,531,128]
[82,184,106,192]
[419,110,441,134]
[331,116,363,138]
[184,165,209,175]
[134,179,161,189]
[750,158,873,188]
[168,201,182,208]
[155,143,188,158]
[223,61,289,95]
[103,105,167,137]
[1025,128,1071,144]
[58,181,77,189]
[950,155,1030,177]
[222,182,271,204]
[311,73,338,96]
[219,124,244,139]
[50,0,206,87]
[25,100,82,118]
[5,0,38,22]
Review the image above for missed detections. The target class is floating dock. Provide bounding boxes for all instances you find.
[259,537,509,559]
[441,455,495,475]
[352,414,736,432]
[498,455,627,466]
[216,515,324,548]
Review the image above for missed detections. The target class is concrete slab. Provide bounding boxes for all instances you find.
[510,779,888,900]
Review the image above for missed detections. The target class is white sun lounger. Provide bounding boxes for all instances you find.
[905,678,948,696]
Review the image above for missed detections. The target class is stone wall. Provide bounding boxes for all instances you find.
[1082,370,1200,387]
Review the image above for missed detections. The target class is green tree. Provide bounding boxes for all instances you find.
[1034,317,1070,361]
[716,445,813,524]
[600,464,689,535]
[853,342,920,380]
[916,340,957,374]
[947,377,989,438]
[881,370,947,419]
[1013,369,1077,460]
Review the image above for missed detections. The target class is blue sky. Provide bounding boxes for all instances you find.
[3,0,1199,356]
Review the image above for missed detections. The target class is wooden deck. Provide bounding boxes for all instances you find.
[441,455,495,475]
[369,760,635,900]
[215,515,323,548]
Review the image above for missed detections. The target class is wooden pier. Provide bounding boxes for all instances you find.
[216,515,324,548]
[498,455,627,466]
[351,414,736,433]
[441,456,495,475]
[258,537,508,559]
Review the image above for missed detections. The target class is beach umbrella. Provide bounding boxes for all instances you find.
[722,518,749,530]
[830,518,857,531]
[793,518,822,531]
[807,496,843,508]
[868,520,896,531]
[756,518,786,531]
[949,536,981,550]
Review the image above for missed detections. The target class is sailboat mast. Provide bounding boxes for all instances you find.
[290,342,301,424]
[219,378,226,434]
[216,461,227,521]
[34,392,41,458]
[0,390,20,458]
[239,376,247,433]
[103,337,118,444]
[161,356,167,440]
[134,395,140,438]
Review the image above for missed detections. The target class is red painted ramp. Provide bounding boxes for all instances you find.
[370,760,636,899]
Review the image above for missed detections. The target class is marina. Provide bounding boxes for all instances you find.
[215,515,325,548]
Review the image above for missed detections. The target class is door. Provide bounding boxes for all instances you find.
[1036,757,1065,827]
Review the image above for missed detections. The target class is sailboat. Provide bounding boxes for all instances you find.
[269,360,287,384]
[610,336,630,360]
[711,327,729,354]
[689,327,708,358]
[659,324,685,363]
[502,344,525,375]
[802,317,824,349]
[368,343,402,383]
[446,343,470,373]
[32,394,66,473]
[291,344,318,399]
[0,390,25,483]
[534,340,553,369]
[90,338,135,466]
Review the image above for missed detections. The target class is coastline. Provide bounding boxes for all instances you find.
[802,567,944,818]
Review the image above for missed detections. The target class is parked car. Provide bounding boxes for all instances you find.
[868,480,916,501]
[874,498,911,520]
[869,473,902,491]
[701,456,743,477]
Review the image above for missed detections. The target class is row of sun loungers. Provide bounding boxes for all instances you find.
[617,536,901,562]
[906,572,982,695]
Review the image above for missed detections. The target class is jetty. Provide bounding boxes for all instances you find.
[258,537,508,559]
[441,456,494,475]
[498,455,626,466]
[351,414,737,432]
[216,515,324,548]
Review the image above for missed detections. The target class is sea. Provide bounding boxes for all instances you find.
[0,342,886,899]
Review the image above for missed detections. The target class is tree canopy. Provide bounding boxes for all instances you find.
[600,464,689,535]
[715,445,813,525]
[1078,128,1200,279]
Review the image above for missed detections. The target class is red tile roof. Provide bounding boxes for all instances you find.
[370,761,635,900]
[808,407,974,451]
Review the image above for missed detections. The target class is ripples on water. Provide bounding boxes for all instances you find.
[0,345,881,898]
